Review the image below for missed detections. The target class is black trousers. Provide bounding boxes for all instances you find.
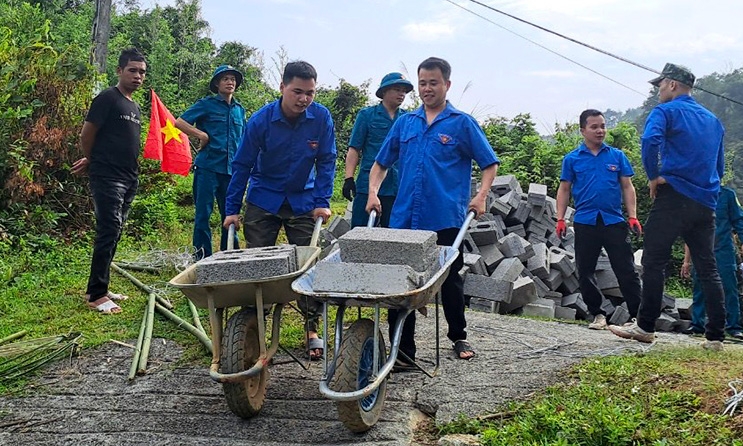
[86,176,138,300]
[639,185,725,341]
[244,200,322,332]
[388,227,466,361]
[573,215,642,318]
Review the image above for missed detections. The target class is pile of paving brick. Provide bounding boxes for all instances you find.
[312,227,439,295]
[194,245,299,284]
[319,176,693,331]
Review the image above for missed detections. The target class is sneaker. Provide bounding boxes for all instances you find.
[588,314,607,330]
[727,331,743,340]
[682,325,705,335]
[608,321,656,343]
[701,340,724,351]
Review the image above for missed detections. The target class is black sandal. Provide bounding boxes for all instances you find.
[453,340,476,360]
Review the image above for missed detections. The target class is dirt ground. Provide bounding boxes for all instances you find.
[0,310,697,446]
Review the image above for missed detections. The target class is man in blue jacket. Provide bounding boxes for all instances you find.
[176,65,245,259]
[367,57,499,363]
[343,72,413,228]
[609,63,727,351]
[681,186,743,338]
[223,61,336,360]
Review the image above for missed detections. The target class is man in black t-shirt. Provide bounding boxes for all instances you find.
[72,48,147,314]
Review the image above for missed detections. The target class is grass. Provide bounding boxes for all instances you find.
[438,347,743,445]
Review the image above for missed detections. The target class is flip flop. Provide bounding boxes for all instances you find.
[453,340,476,360]
[306,337,325,361]
[87,296,122,314]
[83,291,129,302]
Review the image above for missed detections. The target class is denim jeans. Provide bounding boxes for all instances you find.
[388,227,466,361]
[639,184,725,341]
[690,262,741,334]
[573,216,642,318]
[243,200,321,332]
[193,167,238,260]
[86,176,138,300]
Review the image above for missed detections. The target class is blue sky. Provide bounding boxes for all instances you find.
[143,0,743,133]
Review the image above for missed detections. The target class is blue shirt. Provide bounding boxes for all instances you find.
[225,99,337,216]
[179,95,245,175]
[560,142,634,225]
[713,186,743,266]
[376,102,499,231]
[349,104,403,196]
[641,95,725,210]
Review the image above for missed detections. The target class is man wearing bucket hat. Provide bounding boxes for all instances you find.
[609,63,727,351]
[176,64,246,260]
[343,72,413,228]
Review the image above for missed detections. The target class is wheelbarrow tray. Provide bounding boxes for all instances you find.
[170,246,321,309]
[291,246,459,310]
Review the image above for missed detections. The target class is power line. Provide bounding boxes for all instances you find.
[443,0,648,97]
[460,0,743,108]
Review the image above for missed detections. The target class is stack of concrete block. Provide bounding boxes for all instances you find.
[195,245,298,284]
[311,227,439,295]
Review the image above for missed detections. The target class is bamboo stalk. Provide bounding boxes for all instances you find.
[111,262,174,310]
[137,292,157,375]
[0,330,28,346]
[187,299,207,335]
[154,303,212,354]
[128,302,149,380]
[115,262,161,273]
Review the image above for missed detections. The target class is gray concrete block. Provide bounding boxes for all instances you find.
[497,232,533,261]
[469,220,504,246]
[527,243,550,279]
[559,273,580,294]
[461,232,480,255]
[463,274,513,303]
[463,253,488,276]
[655,312,678,332]
[479,243,505,274]
[562,292,589,319]
[602,287,623,298]
[600,298,616,317]
[498,190,522,211]
[489,197,512,219]
[511,276,538,303]
[527,183,548,207]
[522,268,550,298]
[490,174,522,196]
[676,319,692,332]
[546,231,563,249]
[662,293,675,310]
[469,297,499,313]
[344,200,353,220]
[527,233,548,246]
[544,196,557,219]
[596,269,619,290]
[634,249,643,275]
[319,228,337,249]
[544,268,564,291]
[327,215,351,238]
[505,200,531,226]
[339,227,438,272]
[529,204,545,221]
[675,298,693,320]
[525,219,549,238]
[505,224,527,238]
[522,302,555,318]
[664,307,680,320]
[312,262,422,294]
[196,245,298,284]
[549,246,576,277]
[565,206,575,223]
[490,257,525,283]
[555,306,577,321]
[596,255,612,271]
[609,303,630,325]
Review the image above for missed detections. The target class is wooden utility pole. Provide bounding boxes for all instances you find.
[91,0,112,73]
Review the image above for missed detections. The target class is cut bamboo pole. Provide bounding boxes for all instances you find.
[187,299,207,335]
[137,292,157,374]
[128,306,149,381]
[0,330,28,346]
[111,263,173,310]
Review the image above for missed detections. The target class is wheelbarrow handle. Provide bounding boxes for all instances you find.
[309,217,324,248]
[367,210,377,228]
[227,223,236,250]
[451,210,476,251]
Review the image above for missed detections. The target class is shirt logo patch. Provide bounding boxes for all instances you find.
[438,133,452,144]
[606,164,619,172]
[307,140,319,150]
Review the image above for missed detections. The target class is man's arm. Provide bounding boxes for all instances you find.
[311,112,337,223]
[681,244,692,278]
[365,162,388,215]
[556,180,571,221]
[641,109,668,199]
[620,176,638,219]
[468,164,497,217]
[175,117,209,148]
[72,121,98,175]
[344,148,360,179]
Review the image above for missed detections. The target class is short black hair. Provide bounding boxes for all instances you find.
[417,57,451,81]
[282,61,317,84]
[579,109,603,129]
[118,48,146,69]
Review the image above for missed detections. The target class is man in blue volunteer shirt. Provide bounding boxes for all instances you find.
[343,72,413,228]
[556,109,643,330]
[681,185,743,338]
[176,65,245,259]
[366,57,499,363]
[223,61,336,360]
[609,63,727,351]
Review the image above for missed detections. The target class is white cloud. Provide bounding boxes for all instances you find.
[524,70,576,78]
[401,19,456,42]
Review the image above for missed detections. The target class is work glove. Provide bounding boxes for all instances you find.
[342,177,356,201]
[628,217,643,236]
[555,219,567,239]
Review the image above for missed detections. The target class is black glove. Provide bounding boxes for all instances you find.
[342,177,356,201]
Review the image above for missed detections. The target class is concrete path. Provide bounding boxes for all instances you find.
[0,310,697,446]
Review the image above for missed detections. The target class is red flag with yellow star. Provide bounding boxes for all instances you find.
[144,90,191,176]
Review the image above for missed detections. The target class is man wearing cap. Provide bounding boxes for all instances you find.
[223,61,336,360]
[176,65,245,259]
[609,63,727,351]
[556,109,643,331]
[366,57,499,363]
[343,72,413,228]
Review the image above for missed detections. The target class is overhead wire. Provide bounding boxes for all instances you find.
[456,0,743,108]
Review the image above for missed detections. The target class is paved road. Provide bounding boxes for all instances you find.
[0,311,696,445]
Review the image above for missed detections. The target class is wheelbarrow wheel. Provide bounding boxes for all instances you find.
[221,308,268,418]
[333,318,388,433]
